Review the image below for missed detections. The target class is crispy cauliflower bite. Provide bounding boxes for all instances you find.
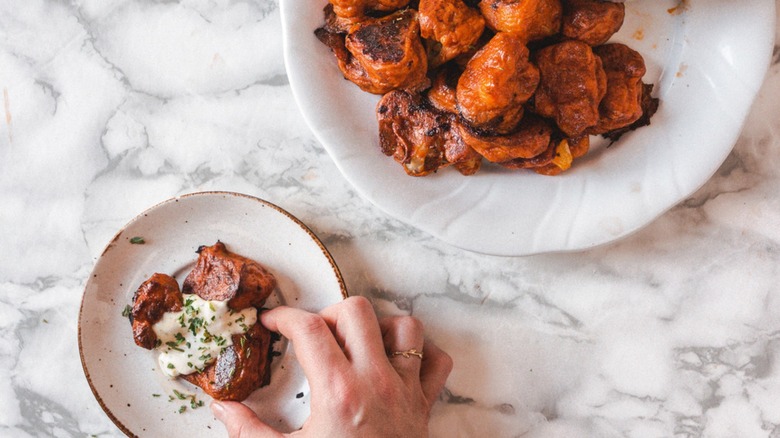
[561,0,625,46]
[346,10,430,94]
[377,90,482,176]
[315,9,429,95]
[182,241,276,310]
[533,40,607,137]
[329,0,410,20]
[479,0,562,41]
[456,32,540,134]
[588,43,647,135]
[131,273,183,350]
[418,0,486,68]
[457,114,552,162]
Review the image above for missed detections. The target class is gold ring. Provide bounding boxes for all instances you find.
[392,349,424,359]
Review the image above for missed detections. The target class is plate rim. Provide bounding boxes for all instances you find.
[78,190,349,436]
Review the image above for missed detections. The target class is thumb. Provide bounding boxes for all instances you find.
[211,401,284,438]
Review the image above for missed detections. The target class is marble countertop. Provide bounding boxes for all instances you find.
[2,1,780,436]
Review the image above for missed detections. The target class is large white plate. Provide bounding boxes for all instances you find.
[79,192,348,436]
[282,0,775,256]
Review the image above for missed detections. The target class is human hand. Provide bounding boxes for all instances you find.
[211,296,453,437]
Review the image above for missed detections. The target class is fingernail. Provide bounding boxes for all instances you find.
[211,401,225,418]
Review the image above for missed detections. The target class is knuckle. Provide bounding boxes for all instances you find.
[329,376,362,415]
[437,351,454,374]
[373,373,403,400]
[232,423,250,438]
[295,313,329,337]
[396,315,424,335]
[343,295,375,318]
[228,415,258,438]
[345,295,373,311]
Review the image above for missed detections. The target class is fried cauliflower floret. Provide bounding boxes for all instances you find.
[456,32,539,133]
[329,0,411,21]
[561,0,625,46]
[419,0,486,68]
[316,9,429,95]
[533,40,607,136]
[588,43,647,135]
[478,0,562,42]
[457,114,552,162]
[377,90,482,176]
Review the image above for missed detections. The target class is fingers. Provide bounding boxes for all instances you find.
[260,297,386,389]
[318,296,386,364]
[419,339,453,408]
[262,298,453,417]
[379,316,425,386]
[260,306,349,388]
[211,401,283,438]
[379,316,453,410]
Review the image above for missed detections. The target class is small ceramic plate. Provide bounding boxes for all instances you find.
[282,0,775,256]
[79,192,348,436]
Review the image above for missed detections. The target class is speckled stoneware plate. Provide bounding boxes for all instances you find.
[282,0,775,256]
[79,192,348,437]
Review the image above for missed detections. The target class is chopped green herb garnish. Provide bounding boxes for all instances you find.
[152,394,161,397]
[130,236,145,244]
[167,363,175,369]
[178,405,187,414]
[234,315,249,331]
[122,305,132,318]
[188,317,205,336]
[165,341,184,352]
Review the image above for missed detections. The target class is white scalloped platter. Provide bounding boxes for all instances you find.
[282,0,775,256]
[79,192,347,436]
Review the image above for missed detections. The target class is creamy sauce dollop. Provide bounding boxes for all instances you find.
[152,294,257,377]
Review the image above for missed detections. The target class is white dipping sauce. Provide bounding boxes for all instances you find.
[152,294,257,377]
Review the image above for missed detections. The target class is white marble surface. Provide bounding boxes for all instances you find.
[2,0,780,436]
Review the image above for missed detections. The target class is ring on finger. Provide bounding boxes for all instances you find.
[391,348,424,359]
